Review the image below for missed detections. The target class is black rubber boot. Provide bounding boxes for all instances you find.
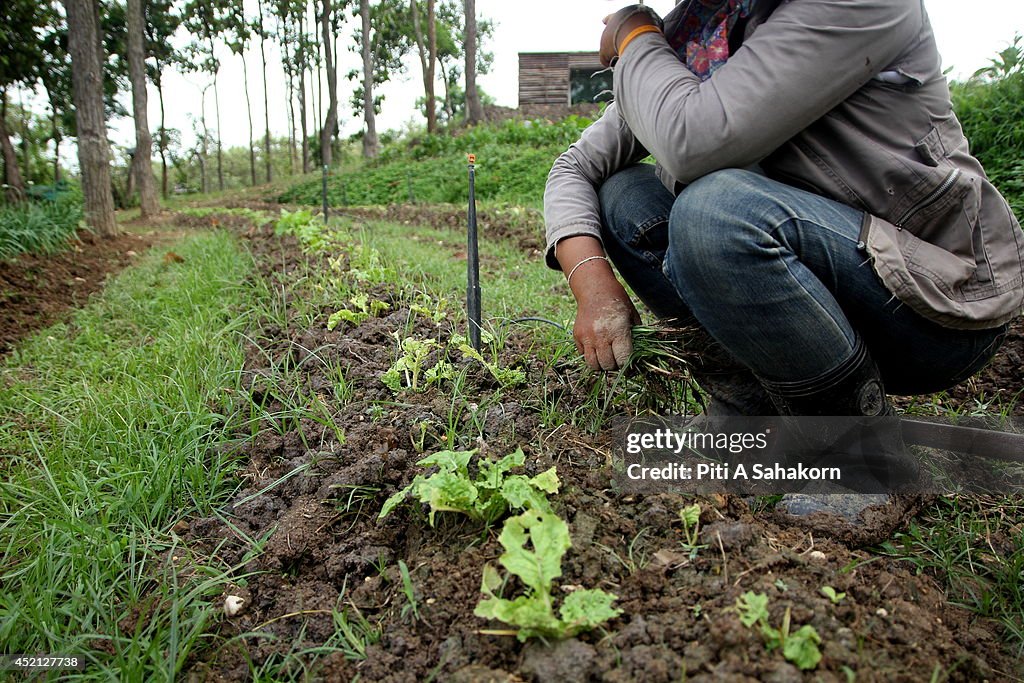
[760,339,888,417]
[759,339,923,545]
[681,326,778,417]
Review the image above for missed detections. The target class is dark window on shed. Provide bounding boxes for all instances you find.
[569,67,613,105]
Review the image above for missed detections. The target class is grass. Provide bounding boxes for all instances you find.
[279,116,594,208]
[0,191,84,259]
[0,229,260,679]
[879,496,1024,657]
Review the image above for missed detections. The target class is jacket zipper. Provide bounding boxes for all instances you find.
[893,168,961,228]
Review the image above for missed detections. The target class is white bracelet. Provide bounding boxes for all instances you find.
[566,255,610,284]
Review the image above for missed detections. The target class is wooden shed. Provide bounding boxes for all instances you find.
[518,52,613,107]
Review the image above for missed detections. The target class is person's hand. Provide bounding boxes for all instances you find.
[573,276,642,371]
[600,4,664,68]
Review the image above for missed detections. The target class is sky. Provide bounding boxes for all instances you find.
[99,0,1024,154]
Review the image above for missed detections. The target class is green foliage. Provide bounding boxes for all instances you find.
[735,591,822,671]
[0,190,83,259]
[274,207,331,251]
[474,508,621,641]
[951,35,1024,220]
[327,293,390,329]
[378,447,559,526]
[879,496,1024,654]
[381,334,446,392]
[451,332,526,388]
[279,116,594,208]
[736,591,770,627]
[0,232,256,677]
[679,503,703,551]
[398,560,421,622]
[820,586,846,604]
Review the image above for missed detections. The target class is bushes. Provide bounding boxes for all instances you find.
[951,37,1024,220]
[279,116,595,208]
[0,187,84,259]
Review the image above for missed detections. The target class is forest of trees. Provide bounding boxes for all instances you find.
[0,0,493,235]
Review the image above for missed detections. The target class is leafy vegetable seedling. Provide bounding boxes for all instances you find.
[327,293,390,330]
[381,334,445,392]
[820,586,846,604]
[474,508,621,641]
[735,591,823,671]
[378,448,559,526]
[678,503,707,558]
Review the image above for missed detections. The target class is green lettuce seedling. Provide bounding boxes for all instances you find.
[378,448,559,526]
[381,334,443,392]
[474,508,621,641]
[327,294,391,330]
[735,591,822,671]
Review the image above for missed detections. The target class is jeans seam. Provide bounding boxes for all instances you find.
[627,216,669,246]
[765,215,860,353]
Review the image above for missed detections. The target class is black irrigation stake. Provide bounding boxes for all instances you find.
[321,164,329,223]
[466,153,482,352]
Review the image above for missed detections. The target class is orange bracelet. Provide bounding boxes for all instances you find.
[617,24,663,58]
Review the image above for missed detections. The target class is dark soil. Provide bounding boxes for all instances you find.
[180,224,1023,682]
[940,321,1024,415]
[0,229,153,356]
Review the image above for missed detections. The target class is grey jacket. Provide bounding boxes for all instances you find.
[544,0,1024,330]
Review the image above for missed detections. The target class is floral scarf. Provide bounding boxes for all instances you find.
[667,0,756,80]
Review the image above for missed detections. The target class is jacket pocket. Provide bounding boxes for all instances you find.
[765,112,981,264]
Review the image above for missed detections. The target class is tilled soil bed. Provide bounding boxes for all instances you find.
[0,229,153,355]
[183,223,1023,682]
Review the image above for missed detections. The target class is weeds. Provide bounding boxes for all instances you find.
[398,560,422,622]
[0,191,83,259]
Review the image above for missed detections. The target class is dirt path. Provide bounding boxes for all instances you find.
[180,223,1022,682]
[0,229,154,356]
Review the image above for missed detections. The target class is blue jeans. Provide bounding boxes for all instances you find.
[599,165,1006,395]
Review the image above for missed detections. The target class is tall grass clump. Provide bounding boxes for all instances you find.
[951,35,1024,219]
[0,231,259,679]
[0,189,84,259]
[279,115,595,208]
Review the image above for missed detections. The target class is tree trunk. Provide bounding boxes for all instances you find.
[242,56,257,186]
[64,0,117,236]
[410,0,437,133]
[319,0,338,167]
[156,71,168,198]
[287,76,297,174]
[0,92,27,203]
[315,37,322,144]
[314,5,323,146]
[465,0,483,124]
[127,0,159,217]
[211,57,224,192]
[199,85,210,194]
[258,0,273,183]
[439,57,455,121]
[18,91,32,183]
[360,0,378,158]
[298,9,310,173]
[280,20,297,174]
[52,108,62,185]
